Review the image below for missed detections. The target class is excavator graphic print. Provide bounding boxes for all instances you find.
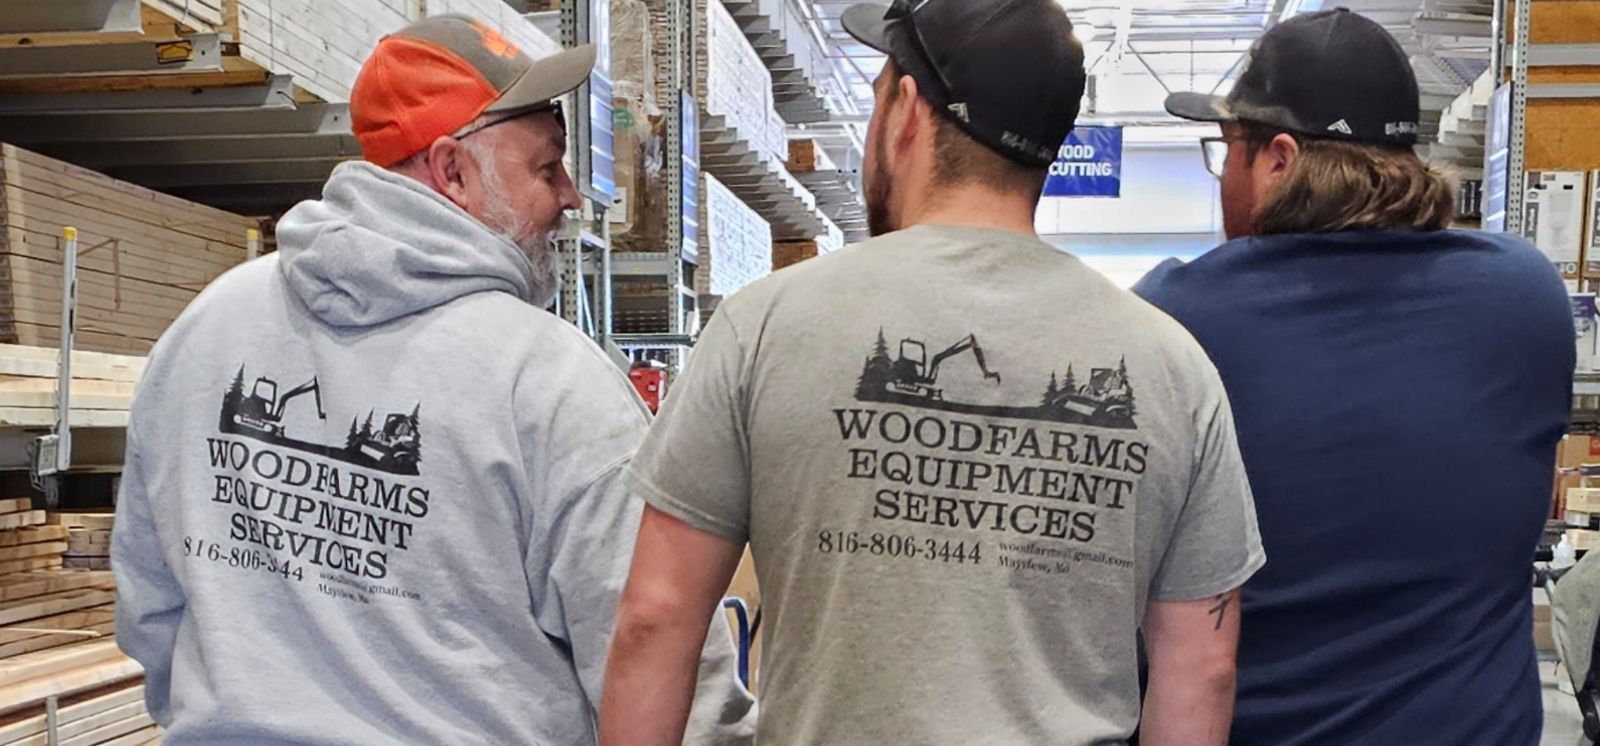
[855,329,1137,429]
[219,365,423,475]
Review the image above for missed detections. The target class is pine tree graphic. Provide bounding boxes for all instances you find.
[1042,372,1060,406]
[1118,356,1137,417]
[856,328,895,398]
[409,403,422,459]
[345,417,361,449]
[359,410,374,440]
[220,365,247,431]
[1063,365,1077,397]
[227,366,245,399]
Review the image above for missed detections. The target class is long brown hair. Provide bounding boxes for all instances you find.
[1245,123,1456,235]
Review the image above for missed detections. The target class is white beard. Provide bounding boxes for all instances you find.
[480,198,562,309]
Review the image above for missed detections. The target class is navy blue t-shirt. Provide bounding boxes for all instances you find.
[1134,229,1572,746]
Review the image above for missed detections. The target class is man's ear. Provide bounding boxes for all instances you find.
[894,74,925,152]
[426,136,471,209]
[1264,132,1300,177]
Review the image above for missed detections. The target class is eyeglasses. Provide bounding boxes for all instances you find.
[453,100,566,140]
[1199,136,1249,179]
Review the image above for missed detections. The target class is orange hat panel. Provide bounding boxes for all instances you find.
[350,36,501,168]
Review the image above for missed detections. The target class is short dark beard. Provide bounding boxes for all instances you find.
[865,127,896,237]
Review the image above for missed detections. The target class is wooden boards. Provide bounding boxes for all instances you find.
[0,144,256,356]
[0,345,143,427]
[0,639,123,688]
[0,512,155,740]
[229,0,558,104]
[0,515,43,533]
[0,528,67,551]
[696,174,772,298]
[0,652,142,716]
[63,523,111,572]
[0,590,116,629]
[0,572,113,605]
[0,682,143,741]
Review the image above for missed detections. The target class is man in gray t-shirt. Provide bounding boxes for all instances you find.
[599,1,1264,744]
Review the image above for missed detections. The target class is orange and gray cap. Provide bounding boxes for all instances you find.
[351,14,596,167]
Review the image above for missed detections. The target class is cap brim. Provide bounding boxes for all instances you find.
[487,44,597,114]
[1164,91,1234,123]
[842,4,893,55]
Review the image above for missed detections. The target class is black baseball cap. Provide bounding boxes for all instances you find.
[1166,8,1421,146]
[842,0,1086,168]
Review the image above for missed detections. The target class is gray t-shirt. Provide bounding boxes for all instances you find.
[629,224,1265,744]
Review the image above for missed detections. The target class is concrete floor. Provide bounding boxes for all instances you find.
[1545,660,1590,746]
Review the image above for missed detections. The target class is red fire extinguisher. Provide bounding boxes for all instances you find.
[630,361,667,413]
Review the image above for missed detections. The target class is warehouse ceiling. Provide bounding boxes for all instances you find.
[800,0,1493,141]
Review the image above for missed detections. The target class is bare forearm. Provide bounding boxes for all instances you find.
[1140,664,1235,745]
[601,507,747,745]
[1141,590,1241,746]
[599,612,712,746]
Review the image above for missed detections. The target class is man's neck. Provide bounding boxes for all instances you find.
[901,184,1039,239]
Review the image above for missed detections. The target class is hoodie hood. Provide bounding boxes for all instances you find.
[277,161,538,327]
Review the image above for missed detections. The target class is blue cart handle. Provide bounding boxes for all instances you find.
[722,597,752,689]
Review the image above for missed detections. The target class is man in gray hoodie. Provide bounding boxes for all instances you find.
[111,15,755,744]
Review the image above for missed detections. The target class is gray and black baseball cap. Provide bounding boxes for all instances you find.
[842,0,1087,168]
[1166,8,1421,146]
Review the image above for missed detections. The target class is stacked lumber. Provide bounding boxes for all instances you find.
[227,0,561,105]
[696,175,772,298]
[0,145,257,356]
[0,510,160,743]
[144,0,227,31]
[787,139,869,243]
[646,0,786,168]
[0,572,114,662]
[703,0,784,168]
[771,216,844,271]
[54,516,113,573]
[0,503,54,577]
[0,640,156,745]
[0,679,157,746]
[0,346,142,429]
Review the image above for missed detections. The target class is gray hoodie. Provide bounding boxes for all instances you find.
[112,162,756,745]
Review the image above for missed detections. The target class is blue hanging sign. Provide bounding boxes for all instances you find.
[1042,125,1123,198]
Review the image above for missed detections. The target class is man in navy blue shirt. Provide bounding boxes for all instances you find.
[1136,9,1574,745]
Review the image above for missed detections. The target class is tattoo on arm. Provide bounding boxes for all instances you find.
[1208,593,1233,631]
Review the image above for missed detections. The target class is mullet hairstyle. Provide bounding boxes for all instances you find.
[1242,121,1456,235]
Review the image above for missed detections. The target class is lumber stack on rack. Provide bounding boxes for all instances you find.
[0,145,258,356]
[0,508,161,744]
[0,345,142,430]
[54,515,114,573]
[0,503,52,575]
[701,0,785,168]
[0,641,156,745]
[787,140,869,243]
[642,0,823,243]
[696,175,772,299]
[225,0,562,105]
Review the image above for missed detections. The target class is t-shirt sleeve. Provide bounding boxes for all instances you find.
[626,306,753,542]
[1150,387,1266,601]
[1129,257,1186,305]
